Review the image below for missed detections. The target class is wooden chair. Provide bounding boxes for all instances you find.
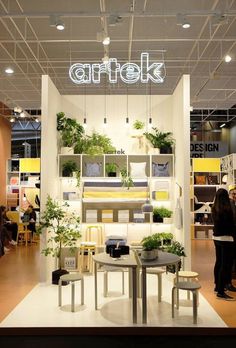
[16,222,32,246]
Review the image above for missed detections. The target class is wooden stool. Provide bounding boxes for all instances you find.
[146,268,165,302]
[103,266,125,297]
[173,271,199,302]
[79,242,96,273]
[172,281,201,324]
[58,273,84,312]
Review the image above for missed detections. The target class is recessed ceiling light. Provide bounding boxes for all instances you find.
[102,36,110,45]
[182,22,190,29]
[56,20,65,31]
[224,54,232,63]
[35,117,39,123]
[20,112,25,118]
[5,67,14,74]
[10,117,15,123]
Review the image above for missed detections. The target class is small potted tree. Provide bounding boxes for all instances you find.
[36,196,81,284]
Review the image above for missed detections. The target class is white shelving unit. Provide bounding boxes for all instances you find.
[6,158,40,212]
[58,153,175,244]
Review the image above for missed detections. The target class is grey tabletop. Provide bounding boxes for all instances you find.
[136,250,180,267]
[93,251,137,268]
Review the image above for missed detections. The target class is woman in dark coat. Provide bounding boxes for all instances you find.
[212,188,236,301]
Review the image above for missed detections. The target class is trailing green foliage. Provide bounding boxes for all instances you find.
[74,131,116,155]
[120,168,134,190]
[57,112,85,148]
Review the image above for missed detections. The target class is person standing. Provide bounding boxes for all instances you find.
[229,185,236,279]
[212,188,236,300]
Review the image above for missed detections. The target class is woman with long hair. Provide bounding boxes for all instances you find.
[212,188,236,300]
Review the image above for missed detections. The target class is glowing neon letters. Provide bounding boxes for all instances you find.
[69,53,165,85]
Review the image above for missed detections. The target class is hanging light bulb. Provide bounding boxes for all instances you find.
[83,117,87,129]
[23,194,27,202]
[141,200,153,213]
[126,117,129,124]
[103,117,107,127]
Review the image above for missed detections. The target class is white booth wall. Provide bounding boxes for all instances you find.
[40,75,190,282]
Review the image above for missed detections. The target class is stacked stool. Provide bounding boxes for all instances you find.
[173,271,199,303]
[172,281,201,324]
[58,273,84,312]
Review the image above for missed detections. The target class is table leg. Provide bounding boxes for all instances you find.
[94,261,98,310]
[142,266,147,324]
[175,262,179,309]
[132,267,137,324]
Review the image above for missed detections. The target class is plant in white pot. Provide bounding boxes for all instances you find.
[36,195,81,284]
[57,112,85,154]
[153,206,173,224]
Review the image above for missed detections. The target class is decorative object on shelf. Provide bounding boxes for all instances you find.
[105,162,118,177]
[152,162,169,177]
[165,241,186,273]
[144,127,174,154]
[57,112,85,154]
[85,162,102,177]
[153,206,172,223]
[194,175,206,185]
[140,234,160,260]
[130,162,147,178]
[36,195,81,284]
[120,168,134,190]
[174,197,183,229]
[75,131,116,155]
[73,169,81,188]
[133,209,145,223]
[207,175,218,185]
[62,160,78,177]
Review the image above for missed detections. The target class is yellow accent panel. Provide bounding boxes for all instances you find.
[83,192,147,198]
[20,158,40,173]
[193,158,220,172]
[155,191,169,200]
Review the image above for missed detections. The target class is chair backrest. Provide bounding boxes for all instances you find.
[6,211,20,223]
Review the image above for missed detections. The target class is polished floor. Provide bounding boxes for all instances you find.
[0,240,235,327]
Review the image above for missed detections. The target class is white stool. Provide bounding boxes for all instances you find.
[172,281,201,324]
[146,268,165,302]
[102,266,125,297]
[58,273,84,312]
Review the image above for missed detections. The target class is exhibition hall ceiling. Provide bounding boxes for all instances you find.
[0,0,236,123]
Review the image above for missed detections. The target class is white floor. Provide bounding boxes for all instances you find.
[0,271,226,328]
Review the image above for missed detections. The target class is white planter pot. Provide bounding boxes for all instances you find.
[163,217,173,224]
[60,147,74,155]
[141,249,158,261]
[131,129,144,137]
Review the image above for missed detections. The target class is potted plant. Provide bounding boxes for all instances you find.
[140,234,160,260]
[143,127,175,154]
[36,196,81,284]
[105,163,118,177]
[158,232,174,246]
[57,112,85,154]
[62,160,78,177]
[165,241,186,273]
[120,168,134,190]
[153,206,172,223]
[75,131,116,155]
[132,120,145,137]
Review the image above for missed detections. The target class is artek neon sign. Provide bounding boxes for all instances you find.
[69,52,165,85]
